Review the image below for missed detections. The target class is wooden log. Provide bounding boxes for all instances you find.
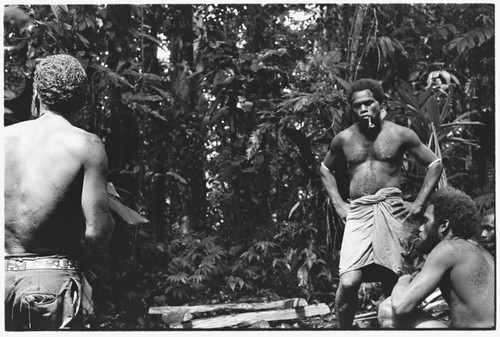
[169,303,331,329]
[148,297,308,316]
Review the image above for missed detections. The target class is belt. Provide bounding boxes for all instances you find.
[5,257,79,271]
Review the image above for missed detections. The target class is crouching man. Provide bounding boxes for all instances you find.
[378,187,494,328]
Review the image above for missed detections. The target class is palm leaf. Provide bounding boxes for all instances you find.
[332,75,351,91]
[397,80,419,109]
[445,26,494,55]
[452,110,480,121]
[107,182,149,226]
[89,64,134,88]
[50,5,70,24]
[445,137,479,147]
[332,107,347,136]
[379,36,395,60]
[424,94,440,127]
[440,121,484,127]
[436,23,458,40]
[416,87,434,108]
[428,123,448,189]
[438,88,454,124]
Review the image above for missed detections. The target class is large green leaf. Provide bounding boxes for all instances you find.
[438,88,454,124]
[50,5,70,24]
[378,36,395,60]
[107,183,149,226]
[445,26,494,55]
[424,94,440,127]
[397,81,419,109]
[416,87,434,108]
[89,64,134,88]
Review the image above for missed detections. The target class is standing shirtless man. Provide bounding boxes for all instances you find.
[320,78,443,328]
[4,54,115,330]
[378,187,494,328]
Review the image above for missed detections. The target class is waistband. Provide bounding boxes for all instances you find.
[5,256,80,271]
[351,187,402,206]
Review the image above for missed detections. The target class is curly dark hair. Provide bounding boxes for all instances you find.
[346,78,384,104]
[429,187,480,240]
[34,54,87,113]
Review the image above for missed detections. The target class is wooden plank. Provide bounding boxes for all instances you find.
[422,289,442,307]
[328,311,378,322]
[424,300,449,313]
[161,310,193,325]
[169,303,331,329]
[353,311,377,321]
[149,298,308,316]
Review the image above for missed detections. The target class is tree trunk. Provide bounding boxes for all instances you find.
[168,5,207,232]
[347,4,368,82]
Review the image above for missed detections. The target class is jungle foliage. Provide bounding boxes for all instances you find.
[3,3,494,329]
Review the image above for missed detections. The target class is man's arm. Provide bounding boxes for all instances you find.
[81,134,115,249]
[391,241,454,316]
[402,129,444,216]
[320,135,350,220]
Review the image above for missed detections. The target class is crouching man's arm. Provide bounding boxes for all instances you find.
[378,243,453,328]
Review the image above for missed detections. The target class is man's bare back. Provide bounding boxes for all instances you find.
[5,53,114,331]
[437,238,495,327]
[4,114,111,256]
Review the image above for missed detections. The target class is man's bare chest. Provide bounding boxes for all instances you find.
[343,134,403,164]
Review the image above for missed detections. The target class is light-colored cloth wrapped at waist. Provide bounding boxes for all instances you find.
[339,187,407,276]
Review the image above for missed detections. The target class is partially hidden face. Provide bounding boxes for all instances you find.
[480,213,495,251]
[416,204,442,255]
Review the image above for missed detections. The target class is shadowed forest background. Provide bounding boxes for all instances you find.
[3,3,495,329]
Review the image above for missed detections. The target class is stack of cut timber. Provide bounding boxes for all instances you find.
[148,297,331,329]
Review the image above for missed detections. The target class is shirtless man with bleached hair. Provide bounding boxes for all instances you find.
[4,54,115,330]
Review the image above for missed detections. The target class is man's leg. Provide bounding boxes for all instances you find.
[359,264,398,299]
[335,269,363,328]
[377,267,398,298]
[378,296,447,328]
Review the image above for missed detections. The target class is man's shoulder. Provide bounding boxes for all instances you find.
[65,128,105,154]
[42,124,106,162]
[70,127,103,145]
[428,239,481,265]
[433,239,459,252]
[336,125,357,139]
[426,240,458,265]
[4,119,35,135]
[382,120,419,143]
[383,120,412,133]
